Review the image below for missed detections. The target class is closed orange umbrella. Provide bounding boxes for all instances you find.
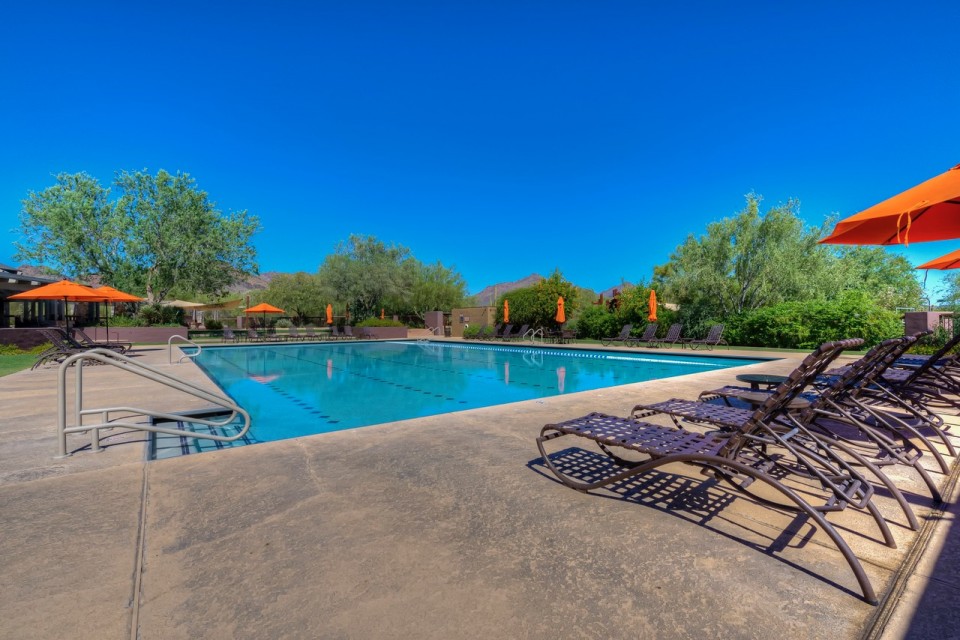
[381,308,385,320]
[9,279,104,332]
[326,303,333,325]
[916,249,960,270]
[555,296,565,324]
[648,290,657,322]
[503,299,509,324]
[820,163,960,245]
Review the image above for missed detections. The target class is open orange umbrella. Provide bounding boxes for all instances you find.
[326,303,333,325]
[244,302,285,329]
[648,290,657,322]
[503,299,509,324]
[9,279,105,332]
[916,249,960,270]
[555,296,565,324]
[820,163,960,245]
[94,285,144,343]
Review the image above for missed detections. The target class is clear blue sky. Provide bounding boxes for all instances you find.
[2,2,958,301]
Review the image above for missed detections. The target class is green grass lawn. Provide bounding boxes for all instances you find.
[0,354,37,377]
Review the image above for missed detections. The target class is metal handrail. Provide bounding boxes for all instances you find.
[56,348,251,458]
[524,328,544,343]
[168,334,201,364]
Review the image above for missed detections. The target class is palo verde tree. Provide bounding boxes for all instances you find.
[261,272,326,324]
[16,170,260,304]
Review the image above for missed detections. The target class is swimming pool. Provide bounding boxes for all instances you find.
[179,341,766,447]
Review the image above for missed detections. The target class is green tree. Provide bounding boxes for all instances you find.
[405,261,467,322]
[262,272,326,324]
[317,235,413,320]
[116,170,259,303]
[15,170,260,304]
[16,172,127,282]
[830,246,924,310]
[496,270,580,330]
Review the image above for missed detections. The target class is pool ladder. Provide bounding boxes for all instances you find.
[55,348,251,458]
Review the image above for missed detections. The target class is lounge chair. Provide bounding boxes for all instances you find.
[503,324,529,341]
[646,323,683,348]
[246,327,264,342]
[496,324,514,340]
[222,327,240,343]
[632,323,658,347]
[683,324,727,350]
[600,324,633,347]
[700,336,943,519]
[74,327,132,353]
[537,339,883,603]
[287,326,304,341]
[343,326,359,339]
[302,326,319,341]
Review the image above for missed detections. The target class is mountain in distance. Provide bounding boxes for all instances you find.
[470,273,543,306]
[228,271,279,293]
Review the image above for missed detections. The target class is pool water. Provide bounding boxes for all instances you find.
[186,341,766,444]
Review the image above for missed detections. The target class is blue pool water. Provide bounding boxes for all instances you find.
[186,341,766,444]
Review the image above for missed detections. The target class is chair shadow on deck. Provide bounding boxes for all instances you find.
[527,446,879,601]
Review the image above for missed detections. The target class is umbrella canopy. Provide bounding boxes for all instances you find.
[916,249,960,270]
[94,286,144,343]
[9,279,105,331]
[555,296,566,324]
[244,302,285,329]
[820,164,960,245]
[94,285,144,303]
[503,299,510,324]
[326,303,333,325]
[648,290,657,322]
[244,302,285,314]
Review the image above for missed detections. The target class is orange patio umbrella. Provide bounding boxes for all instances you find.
[325,303,333,325]
[381,308,385,320]
[9,279,105,332]
[95,285,144,343]
[503,299,509,324]
[916,249,960,271]
[244,302,285,328]
[648,290,657,322]
[820,163,960,246]
[555,296,565,324]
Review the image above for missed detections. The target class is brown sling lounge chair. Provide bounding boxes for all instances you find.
[537,339,883,604]
[683,324,727,350]
[600,324,634,347]
[646,323,683,348]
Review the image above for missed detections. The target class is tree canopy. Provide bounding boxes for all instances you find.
[16,170,260,303]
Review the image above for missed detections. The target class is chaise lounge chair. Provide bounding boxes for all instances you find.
[600,324,634,347]
[74,327,133,353]
[646,323,683,348]
[537,339,884,604]
[683,324,727,350]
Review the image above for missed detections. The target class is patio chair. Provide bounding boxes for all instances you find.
[600,324,634,347]
[536,338,884,604]
[632,323,658,347]
[287,326,304,341]
[303,326,319,341]
[74,327,132,353]
[497,324,515,340]
[646,323,683,348]
[504,324,529,341]
[222,327,240,343]
[246,327,264,342]
[343,326,359,339]
[329,326,344,340]
[700,336,943,520]
[683,324,727,350]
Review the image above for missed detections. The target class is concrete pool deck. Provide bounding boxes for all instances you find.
[1,340,958,639]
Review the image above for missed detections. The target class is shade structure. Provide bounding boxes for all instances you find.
[326,304,333,325]
[820,164,960,245]
[244,302,285,329]
[555,296,566,324]
[9,279,104,332]
[95,286,144,343]
[648,290,657,322]
[503,299,509,324]
[916,249,960,270]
